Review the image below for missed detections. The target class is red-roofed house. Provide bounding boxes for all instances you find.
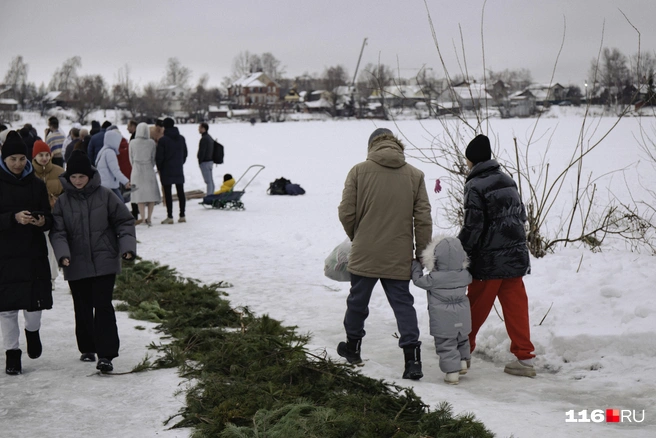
[228,72,280,107]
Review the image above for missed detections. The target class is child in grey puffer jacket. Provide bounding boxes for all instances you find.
[411,235,472,384]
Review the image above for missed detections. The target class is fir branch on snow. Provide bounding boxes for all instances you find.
[114,259,494,437]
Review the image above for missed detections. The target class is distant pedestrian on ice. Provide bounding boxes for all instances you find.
[0,131,53,375]
[197,122,215,196]
[129,122,161,226]
[156,118,187,224]
[411,236,472,385]
[337,127,432,380]
[49,150,136,373]
[458,134,536,377]
[95,126,131,202]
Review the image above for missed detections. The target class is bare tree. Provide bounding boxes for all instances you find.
[140,82,168,121]
[588,47,630,106]
[631,51,656,85]
[320,65,348,116]
[112,64,141,119]
[184,74,211,122]
[231,51,261,79]
[70,75,107,123]
[357,62,395,119]
[3,56,29,107]
[260,52,285,81]
[49,56,82,92]
[486,68,533,92]
[163,57,191,88]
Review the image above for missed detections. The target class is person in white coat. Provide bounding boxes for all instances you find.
[95,126,130,201]
[128,123,161,225]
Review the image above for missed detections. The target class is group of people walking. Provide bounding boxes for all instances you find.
[0,129,136,374]
[337,129,536,384]
[0,115,223,375]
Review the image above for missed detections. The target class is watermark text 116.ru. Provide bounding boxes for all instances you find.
[565,409,645,423]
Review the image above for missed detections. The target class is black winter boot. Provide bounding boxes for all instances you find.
[96,358,114,373]
[337,338,363,364]
[402,345,423,380]
[6,349,22,375]
[25,329,42,359]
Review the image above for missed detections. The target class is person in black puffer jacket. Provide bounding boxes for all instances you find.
[457,134,536,378]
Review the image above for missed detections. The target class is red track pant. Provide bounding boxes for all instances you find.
[468,277,535,360]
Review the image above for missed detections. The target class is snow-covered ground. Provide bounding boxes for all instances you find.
[3,112,656,437]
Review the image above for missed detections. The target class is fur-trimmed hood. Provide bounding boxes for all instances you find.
[421,234,470,272]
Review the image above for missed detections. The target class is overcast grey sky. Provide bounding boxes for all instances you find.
[2,0,655,90]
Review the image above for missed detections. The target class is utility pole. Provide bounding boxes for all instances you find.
[349,37,367,117]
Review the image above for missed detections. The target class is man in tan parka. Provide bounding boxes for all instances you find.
[337,128,432,380]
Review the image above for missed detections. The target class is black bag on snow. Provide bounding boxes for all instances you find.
[268,177,291,195]
[285,183,305,195]
[212,140,224,164]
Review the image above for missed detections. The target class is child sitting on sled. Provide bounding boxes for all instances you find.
[214,173,235,194]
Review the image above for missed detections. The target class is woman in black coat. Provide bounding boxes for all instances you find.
[0,131,53,375]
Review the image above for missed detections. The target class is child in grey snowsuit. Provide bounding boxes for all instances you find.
[411,236,472,384]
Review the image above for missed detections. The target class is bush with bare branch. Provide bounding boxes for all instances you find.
[400,1,656,257]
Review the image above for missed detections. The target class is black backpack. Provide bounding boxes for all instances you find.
[212,140,224,164]
[268,177,291,195]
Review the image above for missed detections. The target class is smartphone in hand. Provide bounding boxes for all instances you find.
[29,211,45,219]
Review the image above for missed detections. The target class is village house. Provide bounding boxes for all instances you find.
[156,84,188,120]
[436,81,494,110]
[502,90,537,117]
[228,72,281,107]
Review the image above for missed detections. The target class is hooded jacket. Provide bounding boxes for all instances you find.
[156,127,188,185]
[128,123,161,204]
[411,236,472,338]
[95,128,129,190]
[32,159,65,209]
[338,134,432,280]
[49,170,136,281]
[0,160,53,312]
[457,159,530,280]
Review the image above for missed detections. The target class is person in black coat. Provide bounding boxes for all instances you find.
[0,131,53,375]
[156,118,188,224]
[457,134,536,378]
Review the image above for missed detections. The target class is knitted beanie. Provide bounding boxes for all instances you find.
[32,140,51,156]
[465,134,492,164]
[66,150,94,177]
[1,131,28,159]
[368,128,393,145]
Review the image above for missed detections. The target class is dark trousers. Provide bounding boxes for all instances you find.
[131,203,139,219]
[68,274,120,360]
[343,274,420,348]
[52,156,64,167]
[162,184,185,218]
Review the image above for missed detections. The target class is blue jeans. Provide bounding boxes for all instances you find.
[199,161,214,195]
[343,274,421,348]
